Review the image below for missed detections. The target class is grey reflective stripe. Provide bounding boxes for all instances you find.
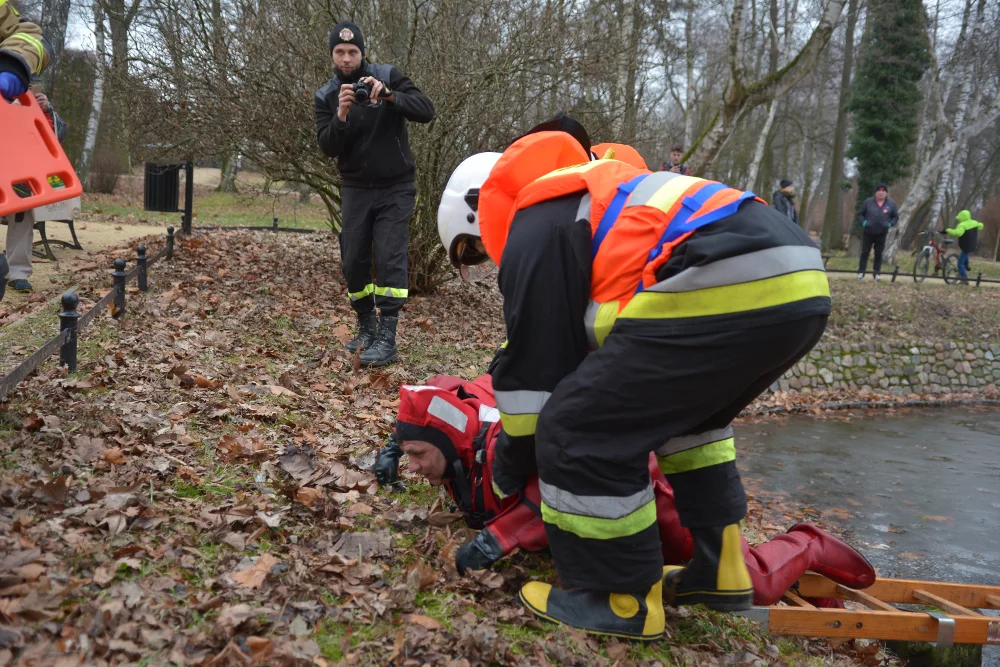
[583,300,601,349]
[427,396,469,432]
[576,193,592,223]
[656,425,734,457]
[643,246,825,294]
[625,171,684,207]
[494,389,551,415]
[539,479,655,520]
[478,405,500,423]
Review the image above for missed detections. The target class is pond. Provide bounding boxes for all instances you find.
[736,408,1000,664]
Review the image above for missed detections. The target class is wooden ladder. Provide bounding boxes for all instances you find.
[736,573,1000,647]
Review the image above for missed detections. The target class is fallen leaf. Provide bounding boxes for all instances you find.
[278,447,315,481]
[222,532,246,552]
[606,642,629,660]
[217,603,258,630]
[231,553,280,589]
[427,511,464,527]
[294,487,324,507]
[403,614,442,630]
[898,552,925,560]
[22,413,43,431]
[104,448,128,465]
[919,515,953,522]
[12,563,45,582]
[93,566,115,585]
[246,636,274,662]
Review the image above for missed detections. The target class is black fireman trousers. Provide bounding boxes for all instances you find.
[339,182,416,316]
[535,314,828,592]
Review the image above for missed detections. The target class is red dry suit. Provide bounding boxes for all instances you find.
[394,375,874,605]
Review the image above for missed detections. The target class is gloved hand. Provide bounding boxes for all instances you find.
[455,528,505,574]
[0,72,26,101]
[374,432,403,485]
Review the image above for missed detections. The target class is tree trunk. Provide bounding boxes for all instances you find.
[39,0,72,96]
[821,0,859,250]
[76,0,106,187]
[885,0,989,263]
[218,154,238,193]
[746,101,778,190]
[687,0,847,175]
[683,0,696,148]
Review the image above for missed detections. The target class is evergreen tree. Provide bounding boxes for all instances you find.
[847,0,930,205]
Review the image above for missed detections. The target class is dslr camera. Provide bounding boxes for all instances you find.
[352,80,371,104]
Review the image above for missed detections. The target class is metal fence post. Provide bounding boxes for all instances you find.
[891,265,899,283]
[166,226,175,260]
[112,258,127,319]
[272,215,278,232]
[59,292,79,371]
[137,244,148,292]
[182,161,194,235]
[976,272,982,287]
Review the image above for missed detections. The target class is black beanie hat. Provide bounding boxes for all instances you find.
[780,178,793,188]
[875,182,888,192]
[512,111,592,156]
[329,22,365,55]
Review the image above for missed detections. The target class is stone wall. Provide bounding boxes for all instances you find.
[774,341,1000,396]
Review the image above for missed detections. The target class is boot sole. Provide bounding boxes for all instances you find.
[518,590,664,642]
[670,589,754,612]
[360,352,398,368]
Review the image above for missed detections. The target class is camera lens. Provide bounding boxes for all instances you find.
[354,82,369,103]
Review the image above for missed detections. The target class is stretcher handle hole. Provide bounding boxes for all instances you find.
[33,118,60,159]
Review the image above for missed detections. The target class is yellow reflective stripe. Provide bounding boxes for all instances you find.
[492,479,512,500]
[499,411,538,437]
[534,160,604,181]
[584,300,617,349]
[542,498,657,540]
[632,174,700,211]
[656,426,734,457]
[349,283,374,300]
[374,285,409,298]
[500,340,508,349]
[620,270,830,321]
[657,438,736,475]
[7,33,45,73]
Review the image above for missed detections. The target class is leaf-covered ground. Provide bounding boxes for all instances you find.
[0,231,903,666]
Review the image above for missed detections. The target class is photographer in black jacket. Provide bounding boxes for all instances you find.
[314,22,435,367]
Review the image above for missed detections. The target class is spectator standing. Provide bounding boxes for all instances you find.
[314,21,435,367]
[771,179,798,226]
[944,210,983,285]
[666,145,692,176]
[856,183,898,281]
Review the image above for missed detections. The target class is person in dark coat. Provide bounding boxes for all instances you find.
[856,183,898,281]
[771,179,798,226]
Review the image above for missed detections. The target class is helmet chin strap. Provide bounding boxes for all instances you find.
[448,459,472,511]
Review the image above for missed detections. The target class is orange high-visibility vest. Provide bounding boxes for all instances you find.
[480,132,762,310]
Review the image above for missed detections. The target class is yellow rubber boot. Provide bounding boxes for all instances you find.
[663,524,753,612]
[519,578,665,641]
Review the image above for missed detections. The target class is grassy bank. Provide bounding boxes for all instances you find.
[0,230,892,666]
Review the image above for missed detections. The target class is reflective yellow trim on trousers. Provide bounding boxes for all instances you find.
[374,285,409,298]
[657,438,736,475]
[620,270,830,321]
[499,411,538,437]
[349,283,374,301]
[7,33,46,73]
[541,498,657,540]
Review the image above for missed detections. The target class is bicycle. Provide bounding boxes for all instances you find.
[912,230,960,284]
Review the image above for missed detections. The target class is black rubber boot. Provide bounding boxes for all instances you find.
[663,524,753,612]
[345,310,377,354]
[519,579,665,641]
[359,315,399,367]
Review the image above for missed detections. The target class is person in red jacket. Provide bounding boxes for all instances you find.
[375,374,876,607]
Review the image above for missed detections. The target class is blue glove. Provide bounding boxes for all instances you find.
[0,72,26,101]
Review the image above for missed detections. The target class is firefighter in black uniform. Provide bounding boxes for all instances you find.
[314,22,435,366]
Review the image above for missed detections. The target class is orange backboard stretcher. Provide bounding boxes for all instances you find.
[0,92,83,218]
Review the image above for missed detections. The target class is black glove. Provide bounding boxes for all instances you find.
[455,528,505,574]
[374,433,403,485]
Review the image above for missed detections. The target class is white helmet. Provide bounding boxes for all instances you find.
[438,152,502,267]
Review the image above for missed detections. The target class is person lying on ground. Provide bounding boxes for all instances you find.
[374,374,876,610]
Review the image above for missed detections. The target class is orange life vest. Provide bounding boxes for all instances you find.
[479,132,763,311]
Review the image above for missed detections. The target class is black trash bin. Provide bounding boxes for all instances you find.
[143,163,181,212]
